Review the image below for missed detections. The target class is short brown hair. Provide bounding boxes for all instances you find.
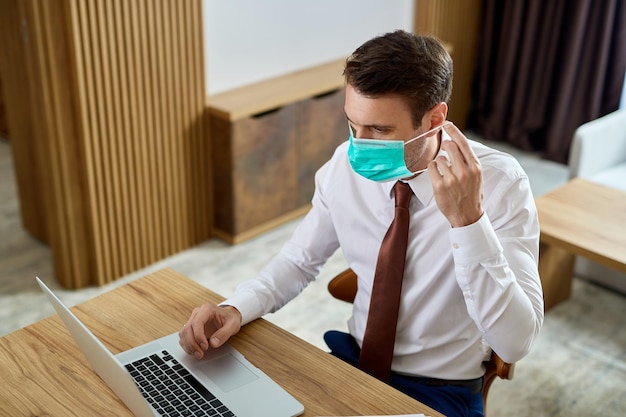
[344,30,453,127]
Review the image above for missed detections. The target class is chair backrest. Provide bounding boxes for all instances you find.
[327,268,514,415]
[568,109,626,179]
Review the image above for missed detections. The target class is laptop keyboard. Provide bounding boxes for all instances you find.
[125,350,236,417]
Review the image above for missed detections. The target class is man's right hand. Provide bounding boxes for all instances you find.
[178,304,242,360]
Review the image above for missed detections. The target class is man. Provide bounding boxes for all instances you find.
[179,30,544,417]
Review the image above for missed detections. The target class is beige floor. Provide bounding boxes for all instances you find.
[2,135,625,416]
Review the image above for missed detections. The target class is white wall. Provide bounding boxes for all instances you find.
[203,0,414,95]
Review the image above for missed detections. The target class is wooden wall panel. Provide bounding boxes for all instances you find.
[0,78,8,137]
[414,0,482,129]
[0,0,210,288]
[0,0,49,241]
[67,0,211,286]
[30,0,93,286]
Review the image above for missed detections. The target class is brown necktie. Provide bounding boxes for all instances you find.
[358,181,412,382]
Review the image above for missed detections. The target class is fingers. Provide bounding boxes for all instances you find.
[428,123,484,228]
[190,311,211,351]
[437,124,482,182]
[178,304,242,360]
[178,307,207,359]
[443,123,479,166]
[208,313,240,348]
[427,155,450,182]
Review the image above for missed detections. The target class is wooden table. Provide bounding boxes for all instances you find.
[536,178,626,311]
[0,268,443,416]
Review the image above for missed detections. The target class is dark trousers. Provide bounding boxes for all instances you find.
[324,331,485,417]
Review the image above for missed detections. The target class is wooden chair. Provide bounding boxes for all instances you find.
[327,268,514,414]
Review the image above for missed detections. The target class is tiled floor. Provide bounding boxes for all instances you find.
[2,134,625,416]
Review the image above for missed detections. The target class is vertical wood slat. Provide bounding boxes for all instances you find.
[113,0,138,273]
[130,0,155,266]
[1,0,210,288]
[146,0,165,264]
[73,0,210,286]
[166,2,184,247]
[30,0,92,288]
[0,0,49,241]
[105,0,129,278]
[0,78,8,137]
[119,0,140,269]
[160,2,174,252]
[96,0,121,280]
[71,0,107,283]
[93,0,117,282]
[414,0,482,129]
[182,1,196,243]
[77,0,109,283]
[191,0,211,244]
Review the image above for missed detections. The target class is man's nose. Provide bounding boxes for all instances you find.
[352,127,366,138]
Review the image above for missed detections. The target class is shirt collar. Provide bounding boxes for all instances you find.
[404,128,452,207]
[379,174,431,207]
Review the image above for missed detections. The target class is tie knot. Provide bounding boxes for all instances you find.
[394,182,413,208]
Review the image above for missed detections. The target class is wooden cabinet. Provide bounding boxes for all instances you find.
[207,60,347,243]
[212,104,298,240]
[296,90,347,207]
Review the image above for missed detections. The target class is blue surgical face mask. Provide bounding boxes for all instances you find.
[347,122,448,182]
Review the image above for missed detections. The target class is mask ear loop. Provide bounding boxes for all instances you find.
[404,120,452,146]
[402,121,451,177]
[347,121,357,139]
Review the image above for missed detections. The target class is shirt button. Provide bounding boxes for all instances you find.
[463,291,471,299]
[453,242,460,249]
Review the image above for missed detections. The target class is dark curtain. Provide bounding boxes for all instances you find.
[468,0,626,164]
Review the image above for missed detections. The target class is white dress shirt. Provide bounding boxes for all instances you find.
[223,132,544,380]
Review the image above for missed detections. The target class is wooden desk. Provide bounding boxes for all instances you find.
[536,178,626,310]
[0,268,443,416]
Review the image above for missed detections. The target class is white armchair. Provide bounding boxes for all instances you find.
[568,109,626,191]
[567,109,626,293]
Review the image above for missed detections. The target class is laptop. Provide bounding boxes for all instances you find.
[36,277,304,417]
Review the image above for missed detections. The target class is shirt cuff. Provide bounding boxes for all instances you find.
[448,213,503,265]
[218,292,264,326]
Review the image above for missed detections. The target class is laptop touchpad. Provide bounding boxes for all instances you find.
[201,353,258,392]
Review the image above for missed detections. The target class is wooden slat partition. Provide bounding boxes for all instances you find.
[0,0,210,288]
[0,78,8,137]
[0,0,49,241]
[414,0,482,129]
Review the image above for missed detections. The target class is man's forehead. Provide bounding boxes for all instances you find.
[344,85,413,127]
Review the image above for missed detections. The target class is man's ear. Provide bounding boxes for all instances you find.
[426,102,448,129]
